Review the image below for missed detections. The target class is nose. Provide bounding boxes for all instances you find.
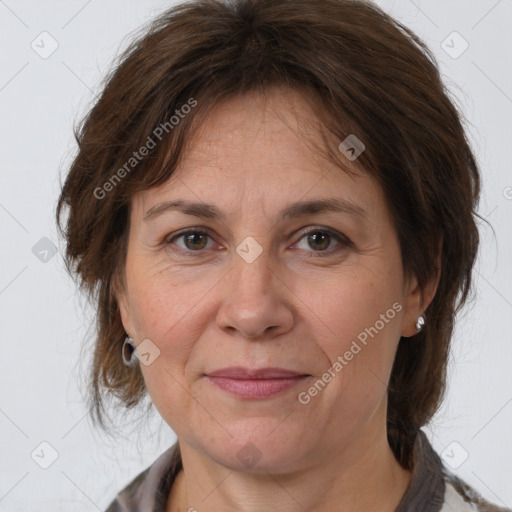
[216,249,294,340]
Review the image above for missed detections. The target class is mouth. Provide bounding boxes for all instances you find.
[205,367,311,399]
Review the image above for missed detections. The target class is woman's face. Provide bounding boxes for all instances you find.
[118,87,429,471]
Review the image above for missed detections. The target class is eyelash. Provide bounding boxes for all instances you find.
[164,227,352,257]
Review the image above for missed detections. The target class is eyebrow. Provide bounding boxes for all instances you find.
[143,197,368,223]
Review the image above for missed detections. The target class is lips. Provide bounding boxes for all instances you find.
[205,367,310,399]
[206,367,307,379]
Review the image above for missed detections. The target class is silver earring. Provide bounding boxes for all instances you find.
[416,314,425,333]
[122,336,138,368]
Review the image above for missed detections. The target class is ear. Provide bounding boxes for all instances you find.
[400,239,442,338]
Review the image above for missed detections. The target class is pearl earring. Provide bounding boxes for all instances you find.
[416,314,425,333]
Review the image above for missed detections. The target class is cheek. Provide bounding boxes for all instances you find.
[128,258,217,336]
[295,267,404,423]
[301,267,403,361]
[127,265,219,395]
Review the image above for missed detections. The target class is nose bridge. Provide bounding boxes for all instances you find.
[216,243,293,339]
[229,244,275,316]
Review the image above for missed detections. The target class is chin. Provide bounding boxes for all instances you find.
[194,420,315,474]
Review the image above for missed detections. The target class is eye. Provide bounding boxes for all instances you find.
[167,229,216,252]
[164,227,351,257]
[293,228,351,255]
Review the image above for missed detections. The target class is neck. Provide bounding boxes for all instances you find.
[167,425,411,512]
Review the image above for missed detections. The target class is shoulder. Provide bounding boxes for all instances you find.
[440,470,511,512]
[399,430,510,512]
[104,443,182,512]
[104,467,151,512]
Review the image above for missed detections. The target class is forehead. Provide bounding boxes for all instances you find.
[132,87,386,223]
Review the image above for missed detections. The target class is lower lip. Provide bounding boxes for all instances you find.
[206,376,309,399]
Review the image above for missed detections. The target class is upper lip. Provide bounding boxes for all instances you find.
[206,367,308,379]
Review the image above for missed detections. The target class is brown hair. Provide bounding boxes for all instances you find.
[55,0,481,469]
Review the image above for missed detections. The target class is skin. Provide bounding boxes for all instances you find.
[117,86,439,512]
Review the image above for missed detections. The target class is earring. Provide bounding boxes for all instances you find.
[122,336,138,368]
[416,314,425,333]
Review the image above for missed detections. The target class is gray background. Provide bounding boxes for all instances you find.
[1,0,511,510]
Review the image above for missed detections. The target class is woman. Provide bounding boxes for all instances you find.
[55,0,510,510]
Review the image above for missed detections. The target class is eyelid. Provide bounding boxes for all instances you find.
[166,226,215,242]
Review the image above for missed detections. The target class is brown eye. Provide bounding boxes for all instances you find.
[306,232,331,251]
[294,228,351,255]
[183,232,209,250]
[168,230,214,252]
